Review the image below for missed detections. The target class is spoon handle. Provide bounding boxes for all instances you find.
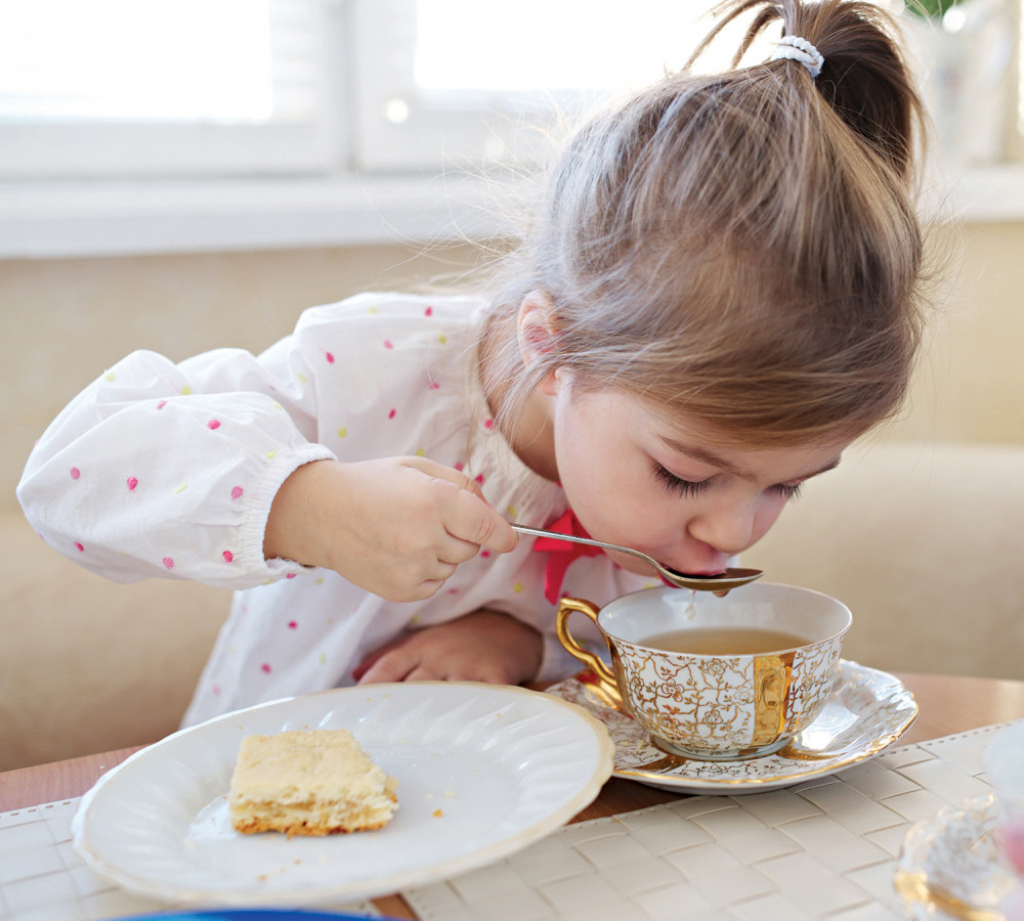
[510,524,653,564]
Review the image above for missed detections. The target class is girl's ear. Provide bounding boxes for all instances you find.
[517,289,558,369]
[517,290,561,395]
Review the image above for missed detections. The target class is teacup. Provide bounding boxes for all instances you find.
[556,583,852,760]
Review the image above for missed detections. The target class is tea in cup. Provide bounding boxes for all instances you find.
[556,583,852,760]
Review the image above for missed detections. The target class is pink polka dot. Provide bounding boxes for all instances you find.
[261,663,272,673]
[425,306,433,316]
[156,400,167,410]
[454,462,464,471]
[162,557,174,570]
[207,419,221,430]
[212,684,221,695]
[325,351,335,364]
[483,418,494,430]
[388,408,396,419]
[286,573,297,579]
[428,380,440,390]
[74,542,84,552]
[231,486,244,500]
[288,620,298,629]
[126,476,138,490]
[447,587,459,594]
[475,474,485,484]
[384,340,394,349]
[69,467,80,480]
[222,550,234,563]
[480,549,491,558]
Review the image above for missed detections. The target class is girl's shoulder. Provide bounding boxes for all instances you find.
[295,291,489,332]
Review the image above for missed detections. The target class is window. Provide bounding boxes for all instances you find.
[0,0,345,179]
[0,0,748,181]
[1,0,1022,257]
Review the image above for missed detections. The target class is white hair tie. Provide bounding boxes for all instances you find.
[770,35,824,79]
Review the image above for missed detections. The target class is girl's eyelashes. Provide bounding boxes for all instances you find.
[653,461,803,501]
[770,482,803,500]
[653,463,710,496]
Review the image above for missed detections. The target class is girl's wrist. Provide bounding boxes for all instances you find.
[263,458,342,567]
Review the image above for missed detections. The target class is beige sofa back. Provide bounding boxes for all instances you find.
[746,440,1024,681]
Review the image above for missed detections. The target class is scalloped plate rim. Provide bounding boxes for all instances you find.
[71,682,614,906]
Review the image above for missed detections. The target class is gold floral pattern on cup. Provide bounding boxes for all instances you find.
[556,586,850,761]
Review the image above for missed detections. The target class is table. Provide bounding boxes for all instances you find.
[3,672,1023,920]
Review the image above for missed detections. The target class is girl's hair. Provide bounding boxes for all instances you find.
[480,0,929,447]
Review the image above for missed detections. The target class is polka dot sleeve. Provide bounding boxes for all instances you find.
[17,345,335,589]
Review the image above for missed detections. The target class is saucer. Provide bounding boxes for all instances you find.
[895,793,1024,920]
[545,659,918,793]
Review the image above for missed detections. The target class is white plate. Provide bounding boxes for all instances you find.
[895,793,1024,920]
[545,659,918,793]
[72,682,614,906]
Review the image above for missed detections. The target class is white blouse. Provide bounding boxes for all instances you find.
[18,292,650,726]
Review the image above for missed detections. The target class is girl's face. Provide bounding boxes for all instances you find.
[546,373,851,576]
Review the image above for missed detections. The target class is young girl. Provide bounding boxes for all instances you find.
[17,0,929,727]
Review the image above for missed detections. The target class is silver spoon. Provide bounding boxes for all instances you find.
[511,523,764,593]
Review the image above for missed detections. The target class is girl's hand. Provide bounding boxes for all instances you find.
[264,457,518,600]
[351,610,544,685]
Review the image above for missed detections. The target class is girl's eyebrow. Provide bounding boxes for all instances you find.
[658,436,843,481]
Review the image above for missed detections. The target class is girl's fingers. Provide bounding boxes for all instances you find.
[443,487,518,554]
[405,456,517,553]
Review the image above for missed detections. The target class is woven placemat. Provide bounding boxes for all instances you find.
[401,723,1012,921]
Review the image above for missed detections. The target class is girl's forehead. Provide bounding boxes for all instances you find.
[630,397,853,470]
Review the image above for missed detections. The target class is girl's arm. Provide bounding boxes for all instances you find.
[18,310,516,596]
[17,345,331,589]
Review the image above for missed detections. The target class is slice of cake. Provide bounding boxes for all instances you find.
[229,728,398,837]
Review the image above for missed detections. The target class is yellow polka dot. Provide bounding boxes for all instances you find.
[368,306,377,314]
[272,402,283,411]
[411,614,420,624]
[415,448,426,457]
[298,373,308,384]
[103,371,115,382]
[315,576,324,585]
[514,582,524,593]
[174,482,188,494]
[265,450,278,459]
[318,652,327,665]
[643,581,658,590]
[180,385,192,395]
[438,334,447,345]
[337,426,348,438]
[506,505,518,518]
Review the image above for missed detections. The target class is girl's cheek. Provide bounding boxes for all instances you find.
[754,498,788,542]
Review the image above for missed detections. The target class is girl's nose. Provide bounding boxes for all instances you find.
[687,501,757,557]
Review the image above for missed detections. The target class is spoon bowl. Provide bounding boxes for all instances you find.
[511,524,763,593]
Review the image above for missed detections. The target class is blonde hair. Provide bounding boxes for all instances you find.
[480,0,929,447]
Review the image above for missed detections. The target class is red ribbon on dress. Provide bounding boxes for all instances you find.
[531,509,605,604]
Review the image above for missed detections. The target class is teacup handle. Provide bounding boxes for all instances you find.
[556,597,623,709]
